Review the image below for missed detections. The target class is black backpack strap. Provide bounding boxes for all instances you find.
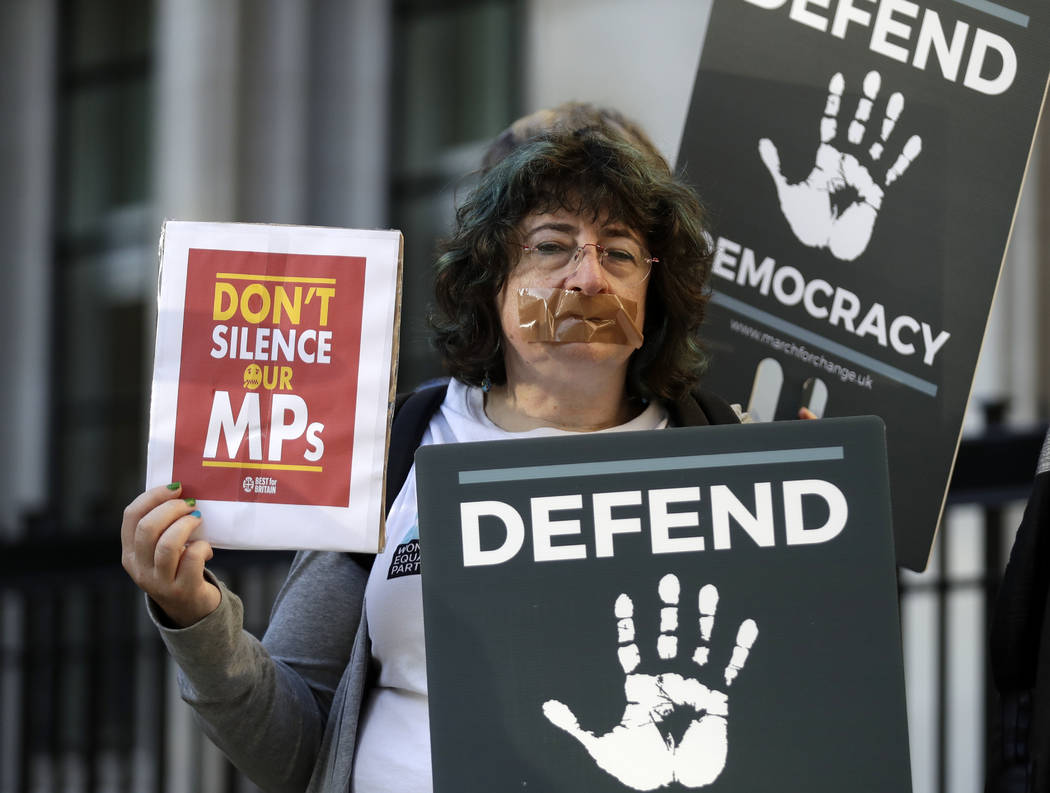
[693,387,742,425]
[350,381,449,571]
[667,387,741,427]
[385,382,450,514]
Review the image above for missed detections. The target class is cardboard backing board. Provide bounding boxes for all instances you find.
[418,417,910,792]
[677,0,1050,570]
[146,221,402,552]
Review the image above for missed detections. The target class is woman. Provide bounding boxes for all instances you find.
[120,122,740,793]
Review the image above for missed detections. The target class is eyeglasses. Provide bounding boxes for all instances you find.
[518,242,657,286]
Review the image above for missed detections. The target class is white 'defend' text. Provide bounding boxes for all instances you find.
[459,479,848,567]
[742,0,1017,96]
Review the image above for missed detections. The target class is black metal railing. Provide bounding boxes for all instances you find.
[1,542,291,793]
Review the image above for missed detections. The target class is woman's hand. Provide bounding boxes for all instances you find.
[121,483,221,628]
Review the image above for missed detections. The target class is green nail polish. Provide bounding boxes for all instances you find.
[190,510,202,518]
[167,482,181,490]
[185,498,197,507]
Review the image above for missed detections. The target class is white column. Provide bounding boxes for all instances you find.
[0,9,55,792]
[153,0,242,225]
[968,110,1045,429]
[306,0,392,229]
[237,0,311,225]
[148,0,243,419]
[1036,116,1050,418]
[0,0,57,537]
[1004,129,1041,425]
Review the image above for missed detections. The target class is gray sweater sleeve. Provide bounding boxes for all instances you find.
[150,550,369,793]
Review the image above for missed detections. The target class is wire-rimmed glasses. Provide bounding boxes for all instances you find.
[518,242,657,286]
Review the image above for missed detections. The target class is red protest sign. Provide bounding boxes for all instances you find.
[172,249,366,507]
[148,223,402,552]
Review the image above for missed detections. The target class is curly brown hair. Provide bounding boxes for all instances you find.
[428,127,714,402]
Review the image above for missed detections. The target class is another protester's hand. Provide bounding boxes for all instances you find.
[121,483,220,628]
[799,407,818,420]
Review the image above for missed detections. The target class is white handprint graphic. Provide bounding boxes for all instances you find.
[758,70,922,262]
[542,575,758,790]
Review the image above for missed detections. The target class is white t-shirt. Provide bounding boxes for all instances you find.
[350,379,668,793]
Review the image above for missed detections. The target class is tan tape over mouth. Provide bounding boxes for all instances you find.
[516,287,644,349]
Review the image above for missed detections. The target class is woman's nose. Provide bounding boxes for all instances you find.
[563,246,608,294]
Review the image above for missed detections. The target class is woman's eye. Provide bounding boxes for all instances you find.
[533,242,568,255]
[605,248,637,263]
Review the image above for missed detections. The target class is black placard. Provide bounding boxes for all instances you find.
[677,0,1050,570]
[418,418,909,792]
